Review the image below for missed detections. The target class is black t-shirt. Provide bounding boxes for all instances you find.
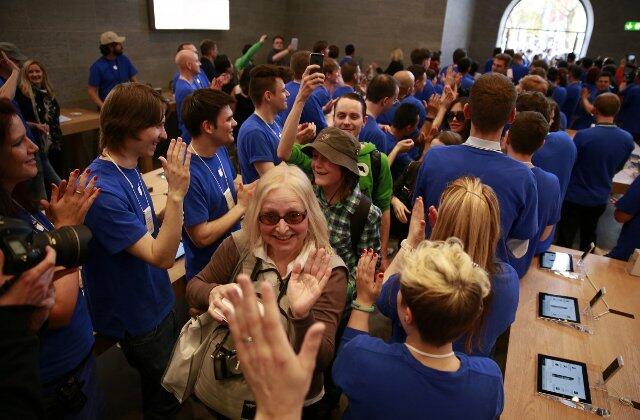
[267,49,288,66]
[201,57,217,81]
[233,93,255,138]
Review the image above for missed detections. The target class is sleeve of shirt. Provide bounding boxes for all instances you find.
[84,190,148,255]
[616,177,640,216]
[287,144,313,175]
[550,175,563,225]
[234,41,263,71]
[373,152,393,211]
[244,129,275,165]
[376,274,401,322]
[357,203,382,255]
[333,329,367,391]
[510,172,539,240]
[88,63,100,87]
[183,174,210,228]
[304,96,328,130]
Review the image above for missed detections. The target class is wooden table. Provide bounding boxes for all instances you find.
[612,143,640,195]
[60,107,100,136]
[141,168,186,286]
[58,108,102,174]
[503,246,640,419]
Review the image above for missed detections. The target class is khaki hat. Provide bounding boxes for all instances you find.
[0,42,27,62]
[100,31,125,45]
[302,127,365,177]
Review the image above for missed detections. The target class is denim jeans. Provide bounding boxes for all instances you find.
[120,309,181,420]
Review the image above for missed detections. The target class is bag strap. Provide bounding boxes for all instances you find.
[370,149,381,194]
[350,194,371,256]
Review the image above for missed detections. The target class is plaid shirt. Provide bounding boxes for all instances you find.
[315,185,381,279]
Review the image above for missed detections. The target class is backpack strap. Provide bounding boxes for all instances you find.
[350,194,372,256]
[370,149,381,193]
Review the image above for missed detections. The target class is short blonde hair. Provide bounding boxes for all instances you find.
[431,177,501,275]
[242,163,332,253]
[19,60,55,99]
[518,75,548,94]
[400,238,490,346]
[390,48,404,62]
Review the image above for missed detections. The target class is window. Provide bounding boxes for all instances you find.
[497,0,593,58]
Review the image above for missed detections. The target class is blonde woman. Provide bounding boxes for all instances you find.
[186,163,348,413]
[385,48,404,75]
[334,239,503,419]
[379,177,519,357]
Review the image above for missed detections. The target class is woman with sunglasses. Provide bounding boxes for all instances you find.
[186,163,348,414]
[443,97,471,141]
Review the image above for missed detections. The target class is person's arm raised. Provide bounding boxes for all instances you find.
[277,65,325,161]
[0,52,20,100]
[384,196,426,281]
[126,139,191,269]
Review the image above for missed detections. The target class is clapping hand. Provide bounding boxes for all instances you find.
[160,138,191,201]
[355,249,383,306]
[442,85,458,109]
[407,196,426,248]
[40,168,100,227]
[394,139,414,153]
[211,73,231,90]
[220,274,325,420]
[296,122,316,144]
[236,181,256,210]
[425,94,442,116]
[286,248,332,318]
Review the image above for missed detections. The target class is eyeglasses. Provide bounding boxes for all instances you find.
[258,211,307,226]
[446,111,465,122]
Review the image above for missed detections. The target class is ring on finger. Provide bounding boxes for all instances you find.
[74,189,83,194]
[244,336,253,344]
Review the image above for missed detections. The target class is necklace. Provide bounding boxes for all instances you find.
[405,343,455,359]
[188,144,229,195]
[254,112,281,139]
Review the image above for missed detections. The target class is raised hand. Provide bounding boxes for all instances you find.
[0,51,19,73]
[442,85,458,109]
[428,205,438,230]
[355,249,383,306]
[395,139,414,153]
[297,65,325,102]
[407,196,426,248]
[391,196,411,224]
[259,34,268,43]
[40,168,100,227]
[211,73,231,90]
[159,138,191,200]
[296,122,316,144]
[236,181,256,209]
[286,248,332,318]
[425,94,442,116]
[221,275,325,420]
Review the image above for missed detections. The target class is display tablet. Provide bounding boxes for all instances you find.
[539,251,574,272]
[538,292,581,323]
[175,241,185,260]
[537,354,591,404]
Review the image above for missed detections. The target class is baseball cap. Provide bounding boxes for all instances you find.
[100,31,126,45]
[302,127,365,177]
[0,42,27,62]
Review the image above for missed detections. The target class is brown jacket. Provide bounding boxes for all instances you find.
[186,232,348,404]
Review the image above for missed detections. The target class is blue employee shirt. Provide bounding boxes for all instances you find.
[313,85,331,107]
[378,266,519,357]
[459,74,475,92]
[377,95,427,130]
[359,115,388,152]
[17,211,94,383]
[565,125,635,206]
[174,77,201,143]
[511,63,529,84]
[415,79,436,102]
[413,138,538,269]
[82,158,175,339]
[572,88,608,130]
[332,84,354,99]
[619,83,640,135]
[560,111,568,130]
[609,177,640,261]
[532,130,577,199]
[484,58,494,73]
[338,56,353,67]
[171,70,209,92]
[278,81,328,131]
[183,147,240,280]
[237,113,282,184]
[88,54,138,100]
[334,329,504,420]
[561,81,582,123]
[552,85,567,108]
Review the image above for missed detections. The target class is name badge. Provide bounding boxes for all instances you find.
[143,206,154,233]
[223,188,235,210]
[113,65,118,70]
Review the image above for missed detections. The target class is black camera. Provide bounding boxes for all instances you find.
[0,216,92,276]
[213,346,242,380]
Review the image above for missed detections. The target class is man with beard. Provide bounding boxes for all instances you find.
[88,31,138,109]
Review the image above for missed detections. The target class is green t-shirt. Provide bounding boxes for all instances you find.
[288,142,392,211]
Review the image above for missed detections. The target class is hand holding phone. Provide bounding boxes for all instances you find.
[309,53,324,74]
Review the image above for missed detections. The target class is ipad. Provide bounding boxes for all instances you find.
[175,241,185,260]
[539,251,574,272]
[537,354,591,404]
[538,292,581,323]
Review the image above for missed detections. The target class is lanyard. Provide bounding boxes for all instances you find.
[189,145,230,195]
[254,113,281,139]
[13,200,50,232]
[104,152,150,213]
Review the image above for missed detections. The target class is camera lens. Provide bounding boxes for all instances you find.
[32,225,92,268]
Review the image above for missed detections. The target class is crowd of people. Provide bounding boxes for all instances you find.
[0,30,639,420]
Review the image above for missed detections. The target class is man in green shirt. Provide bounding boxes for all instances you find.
[278,65,393,268]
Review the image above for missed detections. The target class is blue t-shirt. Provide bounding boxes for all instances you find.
[560,111,568,130]
[183,147,240,280]
[338,56,353,67]
[609,176,640,260]
[460,74,475,92]
[334,329,504,419]
[172,70,209,92]
[511,167,561,274]
[415,79,436,102]
[82,158,175,339]
[511,63,529,84]
[237,113,282,183]
[619,83,640,135]
[359,115,388,152]
[378,264,519,357]
[377,95,427,130]
[572,88,608,130]
[565,125,635,206]
[413,141,538,269]
[88,54,138,100]
[313,85,331,107]
[484,58,494,74]
[552,86,567,108]
[278,81,328,131]
[561,81,582,124]
[532,131,577,200]
[17,211,94,383]
[332,84,354,99]
[174,77,201,143]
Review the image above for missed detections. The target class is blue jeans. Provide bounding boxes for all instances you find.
[120,309,181,420]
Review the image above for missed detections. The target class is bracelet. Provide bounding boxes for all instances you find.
[400,239,415,253]
[351,300,376,313]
